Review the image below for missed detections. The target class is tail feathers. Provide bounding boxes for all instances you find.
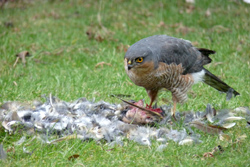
[197,48,216,65]
[203,69,240,98]
[197,48,216,56]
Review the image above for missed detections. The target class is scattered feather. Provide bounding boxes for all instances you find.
[0,96,245,147]
[14,136,26,146]
[226,88,235,101]
[156,144,168,152]
[179,138,194,145]
[221,122,236,129]
[179,137,202,145]
[223,116,245,122]
[23,147,36,156]
[108,136,124,147]
[189,120,223,134]
[0,144,7,160]
[156,138,168,144]
[236,134,247,142]
[206,104,214,123]
[166,129,187,142]
[234,107,250,115]
[219,133,231,142]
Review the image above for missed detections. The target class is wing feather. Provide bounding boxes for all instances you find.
[125,35,215,74]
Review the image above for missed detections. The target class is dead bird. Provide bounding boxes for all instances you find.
[0,95,246,146]
[121,99,165,125]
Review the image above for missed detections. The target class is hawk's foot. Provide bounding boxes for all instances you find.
[146,104,163,114]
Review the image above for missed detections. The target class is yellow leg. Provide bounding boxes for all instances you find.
[172,97,177,121]
[147,89,158,107]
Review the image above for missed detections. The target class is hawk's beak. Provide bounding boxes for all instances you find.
[124,58,133,70]
[127,60,133,70]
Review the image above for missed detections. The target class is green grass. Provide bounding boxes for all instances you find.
[0,0,250,166]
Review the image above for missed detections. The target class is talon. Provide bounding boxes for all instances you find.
[146,104,163,114]
[172,112,177,121]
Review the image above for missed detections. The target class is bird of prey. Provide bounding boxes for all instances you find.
[124,35,239,118]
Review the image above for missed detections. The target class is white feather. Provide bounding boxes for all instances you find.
[191,69,205,84]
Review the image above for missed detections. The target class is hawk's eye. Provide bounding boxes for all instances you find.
[136,57,143,63]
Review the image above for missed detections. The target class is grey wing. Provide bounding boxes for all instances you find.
[153,36,214,74]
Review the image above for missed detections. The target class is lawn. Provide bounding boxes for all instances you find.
[0,0,250,166]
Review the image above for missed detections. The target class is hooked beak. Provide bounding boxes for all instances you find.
[127,60,133,70]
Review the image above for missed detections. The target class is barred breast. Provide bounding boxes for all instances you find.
[155,63,194,103]
[126,60,194,103]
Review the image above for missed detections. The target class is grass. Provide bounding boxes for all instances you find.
[0,0,250,166]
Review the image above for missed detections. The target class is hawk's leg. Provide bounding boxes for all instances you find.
[146,89,158,107]
[172,96,177,121]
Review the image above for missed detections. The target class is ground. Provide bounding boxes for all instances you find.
[0,0,250,166]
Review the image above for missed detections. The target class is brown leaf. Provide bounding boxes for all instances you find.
[13,81,18,86]
[236,134,247,142]
[116,44,129,52]
[13,51,31,67]
[48,11,60,19]
[219,133,231,141]
[68,154,80,161]
[137,10,153,17]
[86,23,115,43]
[191,41,199,46]
[0,0,7,9]
[86,29,94,40]
[106,148,114,152]
[95,35,104,42]
[4,21,14,28]
[211,25,231,33]
[205,9,211,17]
[203,145,224,159]
[186,5,195,14]
[213,62,223,66]
[7,147,15,153]
[95,62,112,68]
[175,23,193,35]
[170,23,182,28]
[157,21,168,28]
[203,152,214,158]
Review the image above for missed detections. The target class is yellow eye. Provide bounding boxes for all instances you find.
[136,57,143,63]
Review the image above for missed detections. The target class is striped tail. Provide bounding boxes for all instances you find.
[203,68,240,98]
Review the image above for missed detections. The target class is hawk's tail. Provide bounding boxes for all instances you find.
[203,69,240,97]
